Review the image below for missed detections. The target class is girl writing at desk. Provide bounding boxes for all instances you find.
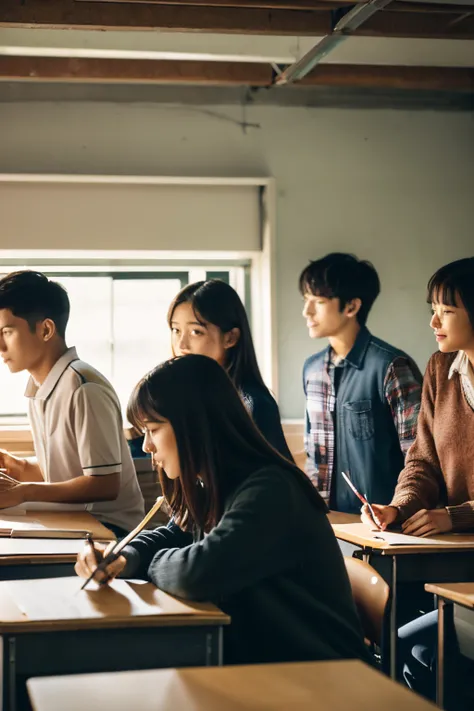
[77,354,368,666]
[361,257,474,704]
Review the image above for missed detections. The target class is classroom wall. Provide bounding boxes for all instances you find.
[1,101,473,418]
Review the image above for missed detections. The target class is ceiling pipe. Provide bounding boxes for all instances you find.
[275,0,393,85]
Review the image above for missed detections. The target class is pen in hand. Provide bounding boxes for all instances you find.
[340,472,381,529]
[83,534,112,587]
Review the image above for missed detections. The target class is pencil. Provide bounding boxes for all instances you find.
[80,495,165,591]
[85,534,101,566]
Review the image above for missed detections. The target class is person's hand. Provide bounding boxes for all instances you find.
[402,508,452,537]
[0,478,28,509]
[361,504,399,530]
[75,540,127,585]
[0,450,27,480]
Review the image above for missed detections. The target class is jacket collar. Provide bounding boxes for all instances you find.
[25,347,79,401]
[333,326,372,370]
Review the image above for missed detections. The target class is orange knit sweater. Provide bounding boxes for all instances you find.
[391,351,474,531]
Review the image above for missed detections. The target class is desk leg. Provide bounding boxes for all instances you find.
[5,636,16,711]
[217,626,224,666]
[437,598,454,710]
[205,628,224,667]
[389,556,398,680]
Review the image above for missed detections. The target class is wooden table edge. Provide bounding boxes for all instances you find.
[332,529,474,554]
[0,612,231,634]
[425,582,474,609]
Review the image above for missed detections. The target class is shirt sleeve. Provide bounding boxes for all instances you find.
[121,521,194,579]
[71,383,123,476]
[144,469,303,602]
[390,357,444,521]
[302,364,320,489]
[384,356,422,456]
[446,502,474,531]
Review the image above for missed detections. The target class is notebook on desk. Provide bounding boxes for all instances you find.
[0,538,87,556]
[0,516,90,539]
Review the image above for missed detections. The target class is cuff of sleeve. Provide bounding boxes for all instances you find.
[119,546,142,578]
[390,499,419,522]
[446,502,474,531]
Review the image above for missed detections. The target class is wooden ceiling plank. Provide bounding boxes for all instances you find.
[0,0,331,35]
[2,0,474,38]
[76,0,474,11]
[75,0,347,8]
[0,56,273,84]
[301,63,474,90]
[358,8,474,37]
[0,56,472,92]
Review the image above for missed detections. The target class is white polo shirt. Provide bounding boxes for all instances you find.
[25,347,145,533]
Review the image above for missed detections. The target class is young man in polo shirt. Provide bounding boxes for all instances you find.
[0,271,144,536]
[300,253,423,514]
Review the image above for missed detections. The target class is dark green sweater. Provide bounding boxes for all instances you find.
[121,465,369,665]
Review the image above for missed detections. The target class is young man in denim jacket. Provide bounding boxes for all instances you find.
[300,253,422,514]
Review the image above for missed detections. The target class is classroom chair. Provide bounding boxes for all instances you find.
[344,556,390,673]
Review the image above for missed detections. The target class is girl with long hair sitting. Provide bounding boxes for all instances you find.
[77,354,368,666]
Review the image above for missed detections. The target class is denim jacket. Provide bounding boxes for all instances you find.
[304,327,422,513]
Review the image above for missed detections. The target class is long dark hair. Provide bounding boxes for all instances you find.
[167,279,267,391]
[427,257,474,330]
[127,355,326,532]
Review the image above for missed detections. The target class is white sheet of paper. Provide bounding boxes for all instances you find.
[370,530,474,546]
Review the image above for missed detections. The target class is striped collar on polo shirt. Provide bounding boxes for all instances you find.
[24,347,80,401]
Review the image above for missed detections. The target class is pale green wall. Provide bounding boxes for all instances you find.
[1,102,473,417]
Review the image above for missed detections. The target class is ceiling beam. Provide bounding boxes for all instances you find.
[0,1,331,35]
[1,55,472,91]
[76,0,474,11]
[75,0,347,7]
[301,62,474,89]
[3,0,474,37]
[359,7,474,35]
[0,56,273,84]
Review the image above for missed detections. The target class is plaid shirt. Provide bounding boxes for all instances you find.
[304,348,422,502]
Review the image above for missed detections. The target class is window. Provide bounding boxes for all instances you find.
[0,266,245,422]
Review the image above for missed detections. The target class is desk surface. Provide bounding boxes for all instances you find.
[425,582,474,609]
[327,511,360,525]
[330,521,474,555]
[0,576,229,633]
[0,511,114,565]
[27,660,437,711]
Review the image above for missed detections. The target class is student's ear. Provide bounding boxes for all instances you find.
[223,328,240,350]
[345,298,362,320]
[38,318,57,342]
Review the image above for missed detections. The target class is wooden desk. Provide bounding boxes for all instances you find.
[0,576,229,711]
[328,515,474,679]
[0,512,114,581]
[425,582,474,710]
[27,659,437,711]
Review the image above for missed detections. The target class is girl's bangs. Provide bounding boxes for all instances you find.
[126,379,163,432]
[427,275,459,307]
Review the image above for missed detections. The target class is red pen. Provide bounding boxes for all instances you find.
[340,471,380,529]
